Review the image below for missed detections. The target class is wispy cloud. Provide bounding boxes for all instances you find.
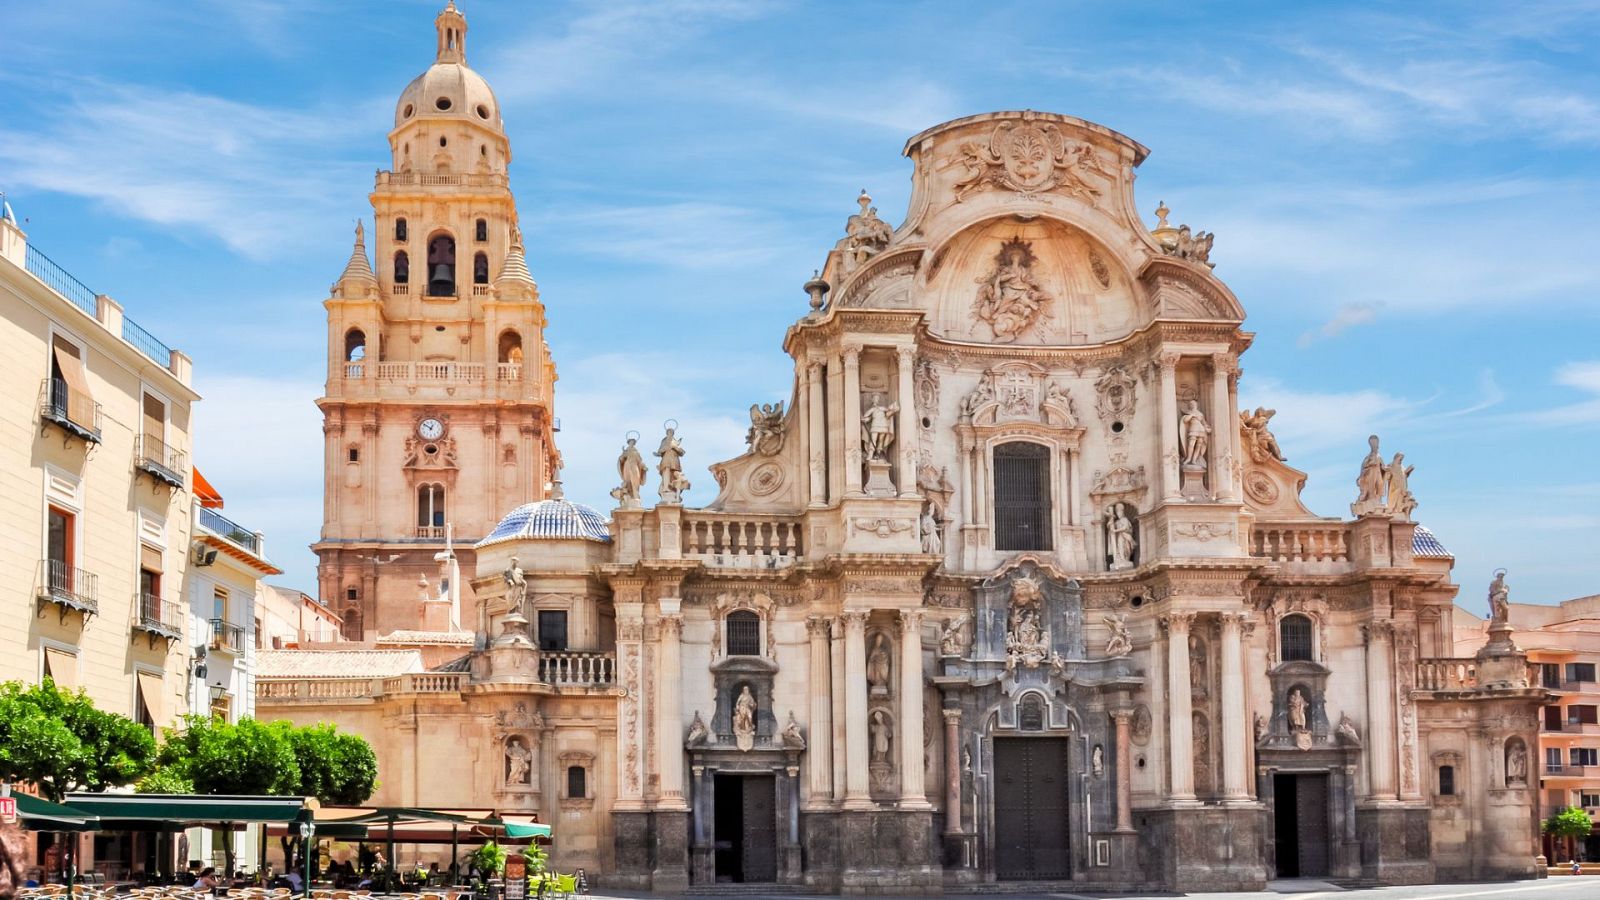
[1298,301,1379,347]
[535,201,804,270]
[1525,360,1600,424]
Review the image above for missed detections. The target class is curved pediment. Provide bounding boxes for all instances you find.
[1138,256,1245,322]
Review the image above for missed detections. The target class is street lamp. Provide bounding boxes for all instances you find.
[296,818,315,896]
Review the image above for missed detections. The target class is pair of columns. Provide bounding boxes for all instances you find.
[804,348,918,503]
[827,609,929,809]
[1164,611,1250,801]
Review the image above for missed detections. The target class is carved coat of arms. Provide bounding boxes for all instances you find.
[952,121,1114,202]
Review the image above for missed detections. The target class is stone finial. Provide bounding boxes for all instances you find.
[857,189,872,215]
[1154,201,1171,230]
[803,269,829,313]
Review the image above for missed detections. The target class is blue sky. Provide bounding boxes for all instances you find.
[3,1,1597,613]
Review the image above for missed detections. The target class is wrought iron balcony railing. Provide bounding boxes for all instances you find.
[133,592,184,640]
[197,506,261,555]
[36,559,99,617]
[135,434,186,488]
[39,378,102,443]
[209,617,246,653]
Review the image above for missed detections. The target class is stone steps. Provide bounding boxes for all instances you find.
[682,885,829,896]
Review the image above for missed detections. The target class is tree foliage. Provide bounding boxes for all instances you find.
[289,724,378,805]
[1544,805,1594,841]
[0,679,155,801]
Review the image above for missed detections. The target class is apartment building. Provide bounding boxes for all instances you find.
[257,584,344,649]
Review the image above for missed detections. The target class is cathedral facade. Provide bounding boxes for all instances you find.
[260,5,1546,891]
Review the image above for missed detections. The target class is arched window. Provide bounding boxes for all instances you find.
[393,251,409,284]
[993,441,1052,551]
[475,218,488,242]
[498,330,523,365]
[1438,764,1455,796]
[726,610,760,656]
[394,218,407,242]
[566,765,586,799]
[340,596,362,642]
[417,483,446,529]
[344,328,366,362]
[473,252,489,284]
[1280,614,1314,662]
[426,233,456,296]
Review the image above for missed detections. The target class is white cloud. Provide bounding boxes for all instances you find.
[1297,301,1379,347]
[1237,377,1414,458]
[534,201,803,269]
[1525,360,1600,424]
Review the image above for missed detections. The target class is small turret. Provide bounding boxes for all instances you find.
[435,1,467,65]
[493,225,538,301]
[333,220,379,298]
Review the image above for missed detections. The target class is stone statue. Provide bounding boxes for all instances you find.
[1352,434,1385,516]
[1253,712,1267,743]
[960,370,996,418]
[1383,452,1416,518]
[1189,635,1208,698]
[1506,741,1528,785]
[939,614,968,657]
[1107,503,1136,571]
[732,685,757,752]
[1337,713,1360,745]
[1180,400,1210,467]
[1287,688,1308,733]
[920,504,942,555]
[505,737,532,785]
[973,238,1053,343]
[1091,744,1104,777]
[610,436,647,507]
[843,190,893,266]
[860,393,899,462]
[1240,407,1284,461]
[686,710,709,747]
[870,708,892,762]
[1103,613,1132,657]
[654,426,690,502]
[746,402,786,456]
[1488,569,1510,625]
[781,711,806,750]
[867,633,891,693]
[502,557,527,619]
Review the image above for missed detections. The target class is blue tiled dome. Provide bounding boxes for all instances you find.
[1412,524,1452,558]
[478,498,611,547]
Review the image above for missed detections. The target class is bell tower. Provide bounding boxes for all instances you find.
[314,1,559,641]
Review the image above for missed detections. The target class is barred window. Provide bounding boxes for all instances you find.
[1438,765,1455,796]
[993,442,1052,551]
[727,610,761,656]
[566,765,586,799]
[1280,614,1314,662]
[537,610,568,652]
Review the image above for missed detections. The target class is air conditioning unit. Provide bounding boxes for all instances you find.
[192,543,218,567]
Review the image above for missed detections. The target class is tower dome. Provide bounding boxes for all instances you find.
[478,498,612,546]
[392,1,503,132]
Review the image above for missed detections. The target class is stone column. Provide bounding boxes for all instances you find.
[613,591,647,810]
[807,361,827,506]
[1219,613,1249,800]
[1111,709,1135,832]
[1365,622,1397,799]
[1210,353,1236,501]
[842,349,864,496]
[1165,612,1196,800]
[895,347,918,497]
[841,609,872,808]
[942,709,962,835]
[830,617,847,802]
[806,616,834,805]
[1158,352,1181,502]
[898,610,929,807]
[656,609,686,808]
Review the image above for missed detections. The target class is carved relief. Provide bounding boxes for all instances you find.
[1003,574,1057,674]
[842,190,893,269]
[951,121,1116,203]
[1131,704,1152,746]
[1175,522,1233,542]
[1088,249,1112,288]
[1094,365,1138,426]
[1243,470,1280,505]
[849,517,913,539]
[972,238,1053,343]
[747,462,785,497]
[914,357,940,417]
[745,402,785,456]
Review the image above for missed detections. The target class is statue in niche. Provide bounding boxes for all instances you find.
[1240,407,1285,462]
[972,238,1053,343]
[920,503,943,555]
[870,709,893,762]
[1192,715,1210,788]
[1189,635,1208,699]
[1092,744,1104,777]
[860,393,899,462]
[732,685,758,752]
[939,614,968,657]
[843,190,893,266]
[1337,713,1360,745]
[686,710,709,747]
[1287,688,1309,733]
[1384,452,1417,518]
[867,634,892,694]
[1103,613,1132,657]
[1506,741,1528,786]
[1180,400,1210,467]
[746,402,786,456]
[1488,569,1511,625]
[1253,712,1267,744]
[1004,575,1051,672]
[1352,434,1386,516]
[1107,503,1136,571]
[505,737,533,785]
[654,425,690,502]
[610,436,647,507]
[781,711,806,750]
[503,557,528,619]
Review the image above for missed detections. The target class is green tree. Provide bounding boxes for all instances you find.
[0,679,155,802]
[289,724,377,806]
[1545,805,1595,860]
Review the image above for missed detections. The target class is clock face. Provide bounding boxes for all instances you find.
[418,417,444,440]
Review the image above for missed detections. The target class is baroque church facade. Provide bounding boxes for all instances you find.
[258,4,1547,891]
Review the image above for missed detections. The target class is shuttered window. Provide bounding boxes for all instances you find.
[993,442,1051,551]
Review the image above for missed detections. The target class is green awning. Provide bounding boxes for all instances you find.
[64,793,307,825]
[13,793,100,831]
[501,822,551,839]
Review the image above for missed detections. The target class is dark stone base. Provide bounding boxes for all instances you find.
[1136,804,1268,891]
[834,808,940,893]
[651,809,690,892]
[1357,806,1433,884]
[609,810,653,889]
[801,810,841,885]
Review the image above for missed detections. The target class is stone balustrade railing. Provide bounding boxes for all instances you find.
[537,651,615,686]
[382,672,466,694]
[337,361,537,394]
[1250,522,1350,563]
[1416,658,1478,691]
[681,512,803,569]
[258,678,377,701]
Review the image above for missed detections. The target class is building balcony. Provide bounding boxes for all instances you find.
[36,559,99,620]
[374,171,509,190]
[1544,722,1600,736]
[208,618,246,654]
[135,434,186,489]
[537,651,616,687]
[414,525,448,540]
[38,378,102,444]
[198,506,261,555]
[1542,763,1596,778]
[132,592,184,642]
[680,511,804,569]
[1249,522,1350,564]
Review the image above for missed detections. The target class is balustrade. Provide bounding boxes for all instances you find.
[538,651,616,686]
[1250,522,1350,563]
[681,514,803,568]
[1416,658,1479,691]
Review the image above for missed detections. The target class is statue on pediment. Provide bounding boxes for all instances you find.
[973,238,1052,343]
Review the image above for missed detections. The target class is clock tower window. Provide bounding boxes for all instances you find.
[475,218,488,242]
[473,252,489,285]
[417,483,446,529]
[497,330,523,365]
[395,218,407,242]
[344,328,366,362]
[394,251,410,285]
[426,233,456,296]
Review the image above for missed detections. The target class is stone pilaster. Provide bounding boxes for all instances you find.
[1164,612,1196,800]
[806,361,827,506]
[805,615,834,807]
[655,608,686,808]
[842,348,863,496]
[1364,622,1397,799]
[1158,352,1181,502]
[895,347,917,496]
[1210,353,1236,500]
[1220,612,1249,800]
[841,609,872,808]
[898,609,929,807]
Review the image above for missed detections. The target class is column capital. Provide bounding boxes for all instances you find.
[1157,350,1181,372]
[942,708,962,725]
[840,609,870,629]
[805,614,832,638]
[1219,611,1250,631]
[1110,708,1135,724]
[807,360,824,379]
[898,608,924,633]
[842,347,861,367]
[1362,620,1395,644]
[1210,352,1237,375]
[658,613,683,639]
[895,346,916,364]
[1159,611,1196,634]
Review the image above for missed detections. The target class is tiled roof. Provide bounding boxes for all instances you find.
[478,498,611,547]
[376,629,476,646]
[432,654,474,673]
[1412,524,1452,558]
[256,649,424,679]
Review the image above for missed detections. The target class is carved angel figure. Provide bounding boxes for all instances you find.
[1240,407,1285,462]
[1103,613,1132,657]
[939,614,968,657]
[973,239,1053,343]
[686,710,709,747]
[746,402,786,456]
[781,711,806,750]
[610,436,647,506]
[1336,713,1360,745]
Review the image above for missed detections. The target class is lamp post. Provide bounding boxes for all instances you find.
[296,818,316,896]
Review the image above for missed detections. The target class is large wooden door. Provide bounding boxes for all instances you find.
[740,774,777,882]
[1294,774,1330,877]
[993,738,1072,880]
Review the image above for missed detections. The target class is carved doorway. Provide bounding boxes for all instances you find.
[1272,773,1331,877]
[712,772,777,883]
[992,737,1071,879]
